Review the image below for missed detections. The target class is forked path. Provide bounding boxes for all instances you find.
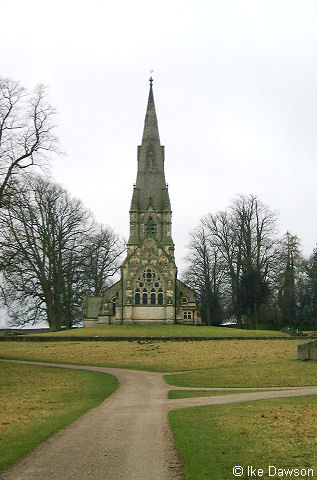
[2,359,317,480]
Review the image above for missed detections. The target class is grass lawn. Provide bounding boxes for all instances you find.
[168,389,267,398]
[0,339,313,386]
[0,362,118,471]
[164,352,317,388]
[169,396,317,480]
[34,324,289,338]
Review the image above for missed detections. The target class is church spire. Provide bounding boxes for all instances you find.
[129,77,171,220]
[141,76,160,145]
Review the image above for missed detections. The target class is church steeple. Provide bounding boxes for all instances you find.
[141,77,160,145]
[128,78,173,247]
[82,76,201,327]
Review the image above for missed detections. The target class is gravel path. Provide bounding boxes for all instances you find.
[2,359,317,480]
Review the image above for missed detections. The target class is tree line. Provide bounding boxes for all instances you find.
[182,194,317,329]
[0,77,124,330]
[1,76,316,331]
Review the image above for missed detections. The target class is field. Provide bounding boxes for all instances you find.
[0,339,314,386]
[32,324,289,338]
[169,395,317,480]
[1,336,316,479]
[0,362,118,471]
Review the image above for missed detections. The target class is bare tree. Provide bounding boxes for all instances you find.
[231,195,277,328]
[203,209,243,325]
[0,77,58,208]
[203,195,278,328]
[0,175,125,330]
[0,176,91,330]
[82,227,125,297]
[183,224,225,325]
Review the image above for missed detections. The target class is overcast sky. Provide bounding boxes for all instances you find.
[1,1,317,324]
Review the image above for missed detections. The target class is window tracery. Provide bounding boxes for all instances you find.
[134,267,164,305]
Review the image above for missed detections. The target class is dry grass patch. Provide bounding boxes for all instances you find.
[0,339,299,371]
[0,340,314,387]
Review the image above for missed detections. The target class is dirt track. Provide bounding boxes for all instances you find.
[2,359,317,480]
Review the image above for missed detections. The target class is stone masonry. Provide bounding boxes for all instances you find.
[298,340,317,360]
[83,78,200,326]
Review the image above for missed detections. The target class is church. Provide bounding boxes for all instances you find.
[83,78,201,325]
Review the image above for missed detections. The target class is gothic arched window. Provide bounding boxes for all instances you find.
[142,293,148,305]
[135,293,140,304]
[112,297,117,315]
[146,217,157,235]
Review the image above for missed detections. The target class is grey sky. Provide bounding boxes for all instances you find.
[1,0,317,278]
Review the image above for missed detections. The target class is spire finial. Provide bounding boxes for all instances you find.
[149,69,154,87]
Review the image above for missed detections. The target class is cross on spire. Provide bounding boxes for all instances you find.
[149,76,153,87]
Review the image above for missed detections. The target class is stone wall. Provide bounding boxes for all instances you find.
[298,340,317,360]
[85,297,102,319]
[133,306,166,321]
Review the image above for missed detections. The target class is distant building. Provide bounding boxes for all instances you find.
[83,78,200,325]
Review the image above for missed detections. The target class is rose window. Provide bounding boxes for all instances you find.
[134,268,164,305]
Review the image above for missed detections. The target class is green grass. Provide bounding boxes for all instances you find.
[168,389,266,398]
[34,324,289,338]
[164,356,317,388]
[0,362,118,471]
[169,396,317,480]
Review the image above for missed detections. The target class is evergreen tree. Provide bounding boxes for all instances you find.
[306,245,317,326]
[277,232,300,327]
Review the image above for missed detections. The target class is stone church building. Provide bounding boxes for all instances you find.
[83,79,200,325]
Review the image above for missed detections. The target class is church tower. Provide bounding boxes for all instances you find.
[83,78,200,326]
[121,77,177,323]
[128,77,173,254]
